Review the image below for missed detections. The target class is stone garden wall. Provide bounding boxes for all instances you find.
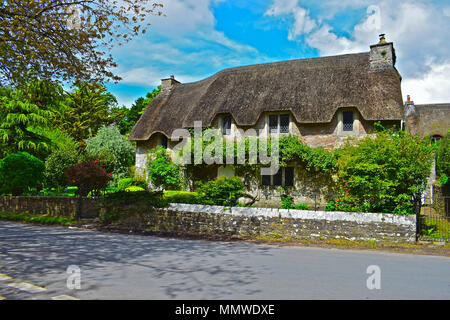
[118,203,416,243]
[0,196,99,218]
[0,197,416,243]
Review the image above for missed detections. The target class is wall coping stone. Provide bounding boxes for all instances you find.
[168,203,416,226]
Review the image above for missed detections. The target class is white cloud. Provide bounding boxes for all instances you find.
[402,60,450,104]
[265,0,450,103]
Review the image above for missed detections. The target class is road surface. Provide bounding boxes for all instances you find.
[0,221,448,300]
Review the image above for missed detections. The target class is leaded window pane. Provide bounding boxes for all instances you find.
[280,114,290,133]
[343,112,354,131]
[269,115,278,133]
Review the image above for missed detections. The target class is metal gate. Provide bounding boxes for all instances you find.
[417,196,450,242]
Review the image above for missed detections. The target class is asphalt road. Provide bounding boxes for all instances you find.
[0,221,448,300]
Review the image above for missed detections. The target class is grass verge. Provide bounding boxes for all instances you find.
[0,212,78,226]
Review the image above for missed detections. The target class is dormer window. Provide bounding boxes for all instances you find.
[343,111,354,131]
[222,115,232,135]
[269,114,290,134]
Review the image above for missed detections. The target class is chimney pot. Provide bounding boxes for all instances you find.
[407,95,411,102]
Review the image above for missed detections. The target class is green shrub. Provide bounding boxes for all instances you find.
[117,177,147,191]
[44,144,81,189]
[436,130,450,186]
[118,178,134,191]
[100,190,168,223]
[125,186,145,192]
[336,124,434,214]
[294,203,310,210]
[85,125,135,183]
[164,190,201,204]
[280,196,295,209]
[197,176,244,206]
[0,152,45,195]
[147,146,182,190]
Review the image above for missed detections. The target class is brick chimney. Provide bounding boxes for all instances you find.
[369,34,396,71]
[404,94,415,118]
[161,75,180,91]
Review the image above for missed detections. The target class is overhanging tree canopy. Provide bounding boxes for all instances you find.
[0,0,163,86]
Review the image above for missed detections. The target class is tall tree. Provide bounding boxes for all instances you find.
[0,80,62,158]
[116,86,161,135]
[0,0,163,86]
[54,81,125,145]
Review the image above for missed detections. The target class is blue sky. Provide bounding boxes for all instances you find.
[107,0,450,107]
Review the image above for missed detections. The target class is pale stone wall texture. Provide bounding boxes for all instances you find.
[111,203,416,243]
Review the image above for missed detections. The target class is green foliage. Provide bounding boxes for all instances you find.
[85,124,135,183]
[147,146,183,190]
[100,190,167,223]
[0,152,45,195]
[125,186,146,192]
[280,196,295,209]
[279,135,337,172]
[116,86,161,134]
[279,196,310,210]
[64,161,110,197]
[294,203,310,210]
[336,125,434,214]
[436,130,450,185]
[197,176,244,206]
[54,82,123,145]
[164,191,202,204]
[0,212,76,226]
[44,139,82,189]
[117,178,134,191]
[0,81,58,158]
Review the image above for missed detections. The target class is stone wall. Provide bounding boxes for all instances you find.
[114,203,416,243]
[0,196,99,218]
[0,197,416,242]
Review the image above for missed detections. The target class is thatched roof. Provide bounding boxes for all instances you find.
[129,52,404,141]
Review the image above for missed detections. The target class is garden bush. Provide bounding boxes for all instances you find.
[197,176,244,206]
[147,146,182,190]
[125,186,146,192]
[44,143,81,189]
[294,203,310,210]
[335,124,434,215]
[164,190,201,204]
[64,161,110,197]
[436,129,450,186]
[0,152,45,195]
[85,125,135,183]
[100,190,167,223]
[117,177,147,191]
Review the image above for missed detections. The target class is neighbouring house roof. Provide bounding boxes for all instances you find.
[129,52,404,141]
[404,103,450,138]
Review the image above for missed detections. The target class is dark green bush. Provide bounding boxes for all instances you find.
[0,152,45,195]
[100,190,168,223]
[197,176,244,206]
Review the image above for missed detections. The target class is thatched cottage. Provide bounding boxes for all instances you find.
[129,35,405,207]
